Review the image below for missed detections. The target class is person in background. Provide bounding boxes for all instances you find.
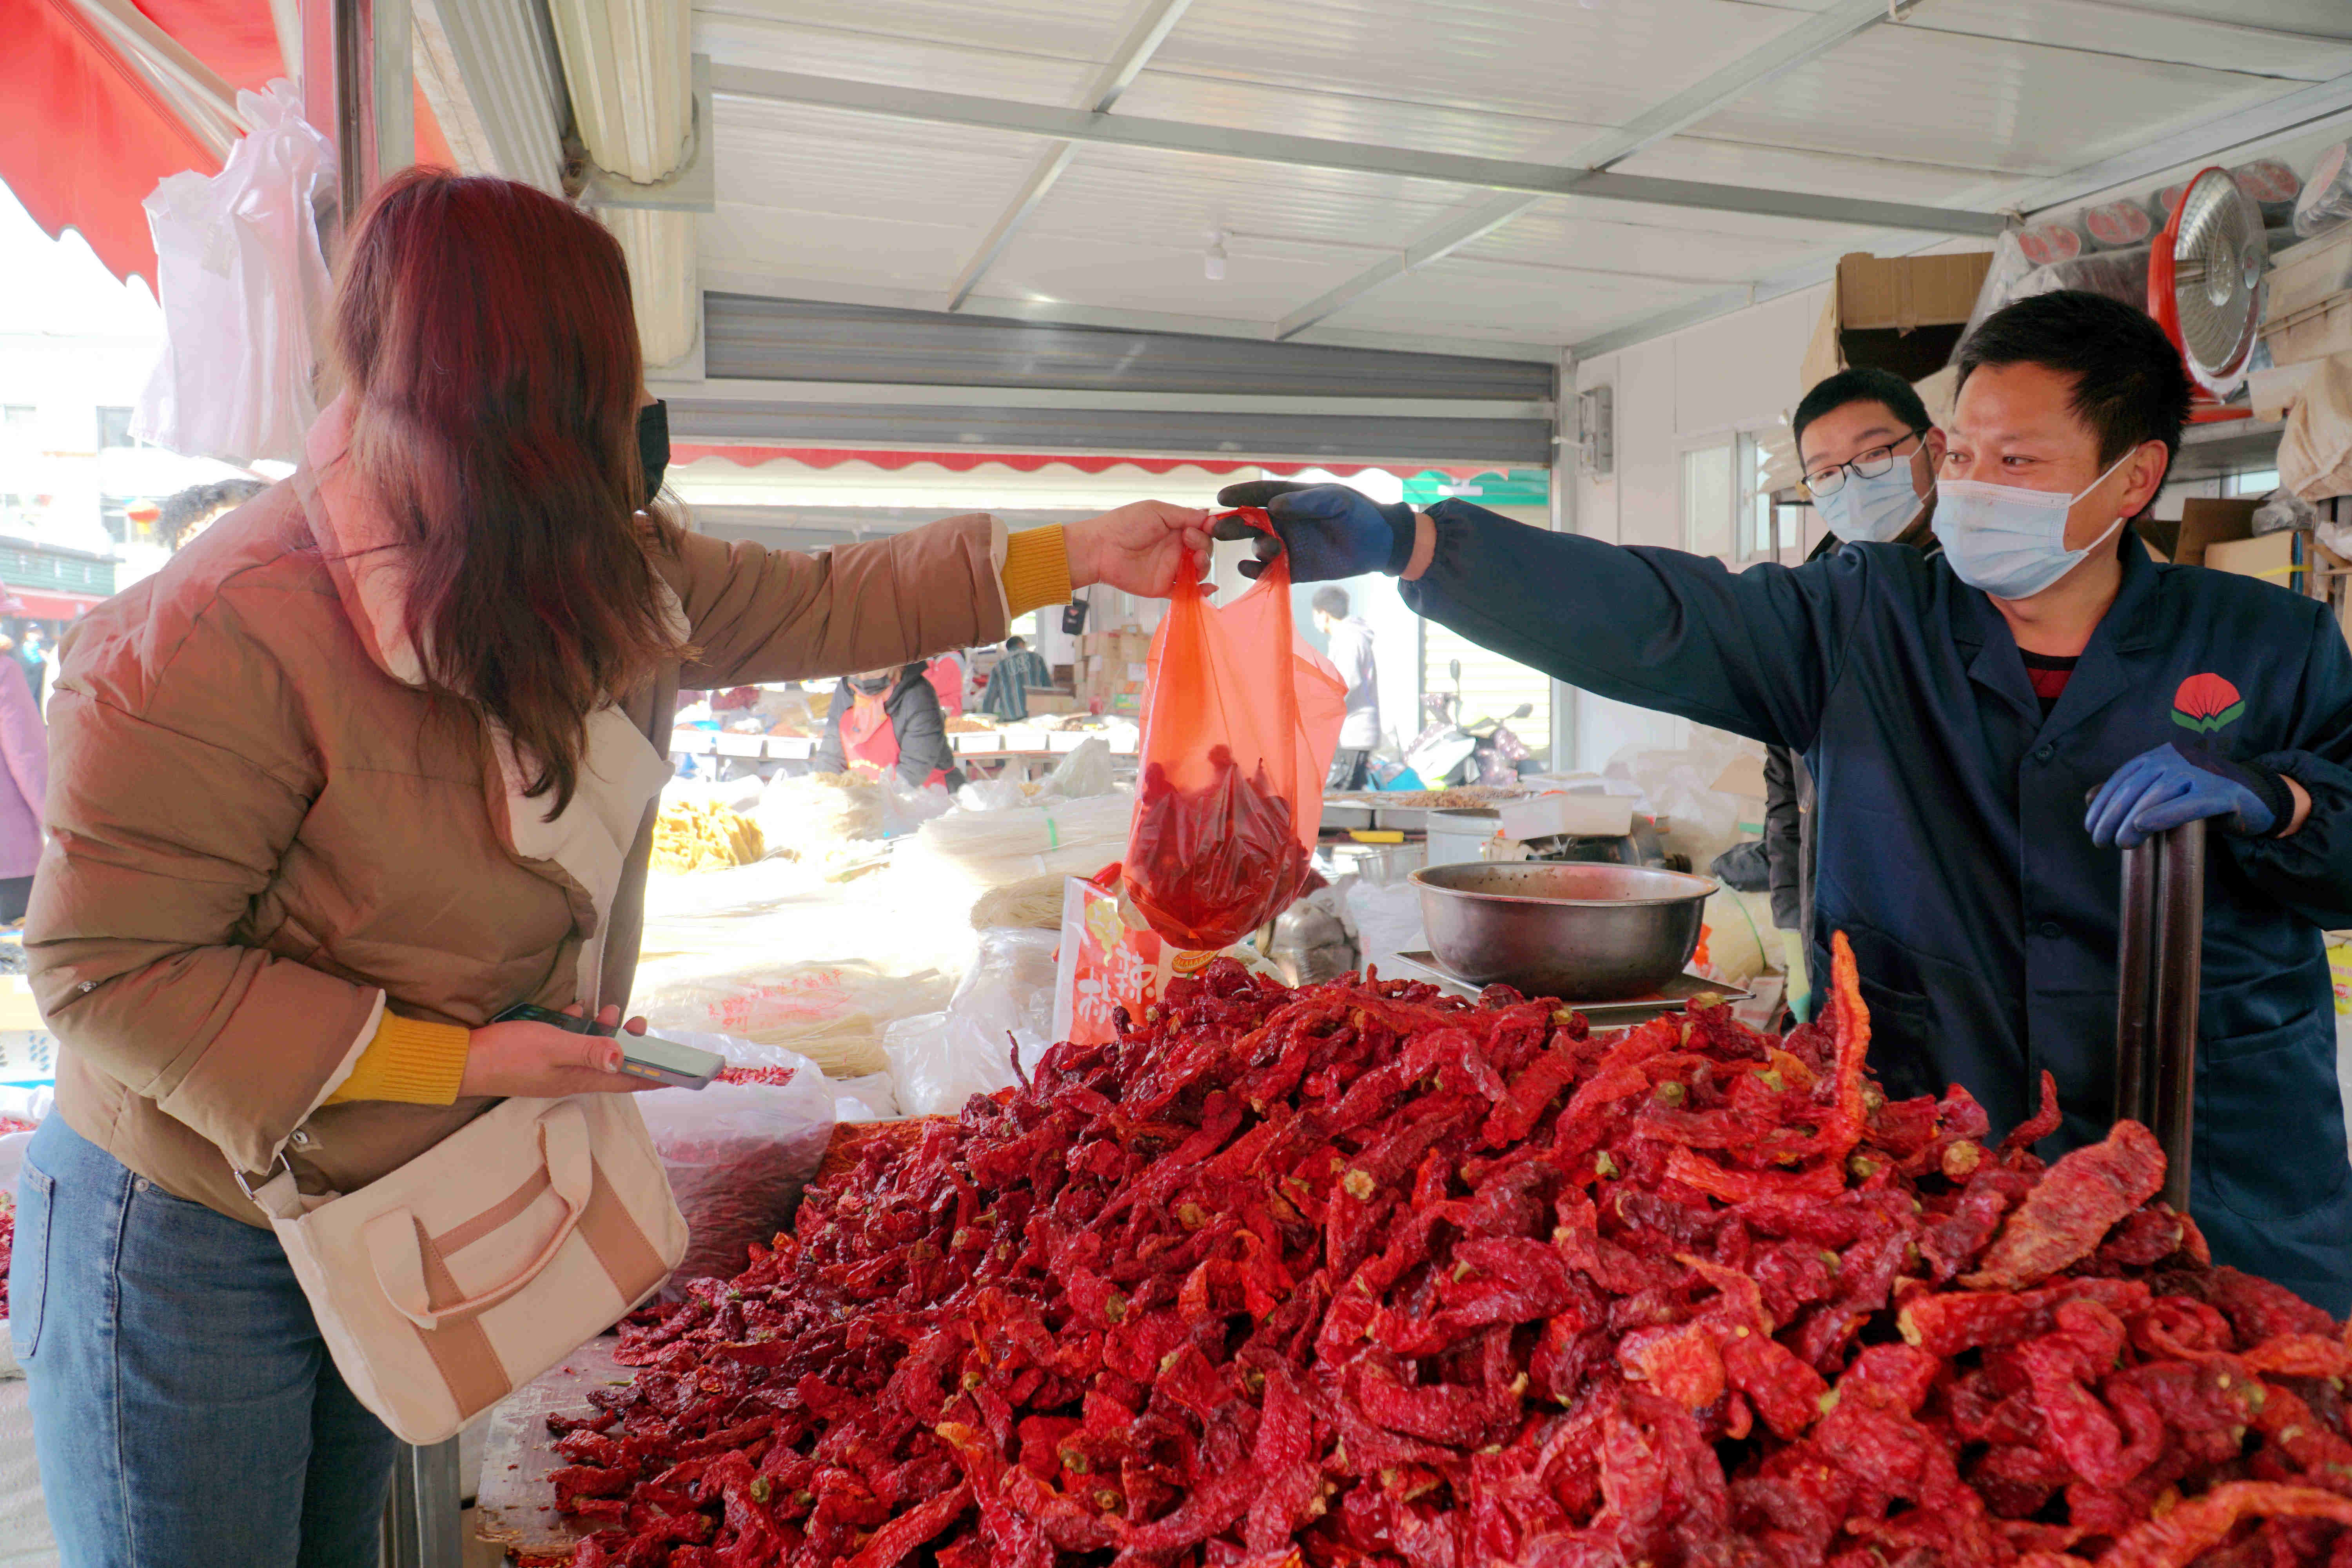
[813,662,964,789]
[0,619,46,926]
[1762,366,1944,1020]
[159,477,269,552]
[17,624,49,711]
[980,633,1051,721]
[1310,585,1381,791]
[926,649,967,718]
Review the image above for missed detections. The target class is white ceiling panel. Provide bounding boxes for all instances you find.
[712,98,1050,292]
[1023,141,1477,253]
[1457,205,1847,284]
[1322,255,1715,345]
[2086,0,2352,37]
[701,204,983,294]
[973,230,1377,319]
[695,12,1096,104]
[1693,23,2302,177]
[1614,132,2029,207]
[696,0,1140,75]
[1112,70,1607,163]
[1146,0,1820,130]
[1909,0,2352,80]
[678,0,2352,359]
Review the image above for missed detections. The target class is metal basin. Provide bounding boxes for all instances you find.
[1410,861,1718,1002]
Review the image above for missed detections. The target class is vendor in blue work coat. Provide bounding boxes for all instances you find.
[1217,290,2352,1313]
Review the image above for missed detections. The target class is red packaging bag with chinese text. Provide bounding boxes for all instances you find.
[1122,510,1346,949]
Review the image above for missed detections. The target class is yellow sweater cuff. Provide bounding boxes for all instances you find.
[324,1013,472,1106]
[1000,525,1073,621]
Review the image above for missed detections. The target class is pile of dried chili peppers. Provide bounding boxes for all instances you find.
[551,936,2352,1568]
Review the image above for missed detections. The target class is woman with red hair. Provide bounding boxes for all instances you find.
[7,169,1207,1565]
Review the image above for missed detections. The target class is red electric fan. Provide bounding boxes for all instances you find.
[2147,165,2268,423]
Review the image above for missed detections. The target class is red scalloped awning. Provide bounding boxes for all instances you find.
[0,0,452,286]
[670,444,1500,482]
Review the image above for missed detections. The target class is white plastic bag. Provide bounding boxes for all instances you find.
[1345,877,1427,979]
[1039,737,1115,800]
[635,1034,835,1301]
[884,929,1061,1115]
[880,780,955,838]
[133,80,334,466]
[2299,142,2352,239]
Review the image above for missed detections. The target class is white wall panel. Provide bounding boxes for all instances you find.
[1564,279,1836,767]
[1672,289,1820,437]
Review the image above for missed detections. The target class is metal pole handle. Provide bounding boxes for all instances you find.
[2112,819,2204,1214]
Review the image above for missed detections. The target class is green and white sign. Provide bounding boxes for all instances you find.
[1401,469,1550,508]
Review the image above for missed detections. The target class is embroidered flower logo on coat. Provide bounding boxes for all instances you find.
[2172,673,2245,734]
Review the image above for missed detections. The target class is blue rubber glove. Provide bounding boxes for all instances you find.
[1212,481,1416,582]
[2085,742,2290,848]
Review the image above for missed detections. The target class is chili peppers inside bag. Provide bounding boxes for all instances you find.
[1122,511,1345,949]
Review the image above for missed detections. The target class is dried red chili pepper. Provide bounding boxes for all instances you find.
[548,937,2352,1568]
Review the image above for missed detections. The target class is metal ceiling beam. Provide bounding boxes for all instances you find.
[708,64,2004,237]
[644,377,1550,419]
[945,0,1194,311]
[1272,0,1916,340]
[693,264,1567,361]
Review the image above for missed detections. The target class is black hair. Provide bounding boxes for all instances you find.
[1005,635,1026,651]
[157,477,268,549]
[1791,367,1931,458]
[1955,289,2192,481]
[1311,586,1350,619]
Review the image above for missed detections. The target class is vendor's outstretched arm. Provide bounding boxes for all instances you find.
[1397,498,1855,751]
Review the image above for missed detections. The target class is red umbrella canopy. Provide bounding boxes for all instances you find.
[0,0,452,287]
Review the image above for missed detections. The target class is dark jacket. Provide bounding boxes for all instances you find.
[1763,525,1940,943]
[812,664,965,790]
[1405,497,2352,1312]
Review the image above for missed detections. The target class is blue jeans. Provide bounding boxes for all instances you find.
[9,1118,399,1567]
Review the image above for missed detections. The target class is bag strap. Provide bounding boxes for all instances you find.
[361,1102,593,1331]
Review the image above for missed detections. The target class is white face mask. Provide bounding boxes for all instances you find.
[1814,455,1927,544]
[1936,451,2134,601]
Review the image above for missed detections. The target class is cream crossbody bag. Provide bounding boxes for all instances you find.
[238,1092,686,1445]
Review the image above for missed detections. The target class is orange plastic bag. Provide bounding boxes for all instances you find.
[1122,510,1347,949]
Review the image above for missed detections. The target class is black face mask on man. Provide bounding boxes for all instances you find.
[850,672,895,697]
[637,399,670,507]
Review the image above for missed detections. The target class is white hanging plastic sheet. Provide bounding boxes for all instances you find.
[132,80,335,466]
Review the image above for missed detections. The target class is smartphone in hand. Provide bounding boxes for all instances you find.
[490,1003,723,1090]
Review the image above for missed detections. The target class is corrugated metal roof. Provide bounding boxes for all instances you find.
[688,0,2352,357]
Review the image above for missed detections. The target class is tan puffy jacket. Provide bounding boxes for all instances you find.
[26,475,1009,1224]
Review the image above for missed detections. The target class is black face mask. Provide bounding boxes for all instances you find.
[851,673,895,696]
[637,399,670,507]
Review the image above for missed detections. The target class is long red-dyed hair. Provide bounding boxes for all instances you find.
[330,167,686,815]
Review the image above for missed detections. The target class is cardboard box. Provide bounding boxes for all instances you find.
[2205,529,2312,592]
[2136,497,2259,567]
[1710,753,1769,800]
[1799,251,1995,392]
[1025,692,1078,715]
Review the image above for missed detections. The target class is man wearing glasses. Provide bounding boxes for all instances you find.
[1764,368,1945,1022]
[1218,290,2352,1312]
